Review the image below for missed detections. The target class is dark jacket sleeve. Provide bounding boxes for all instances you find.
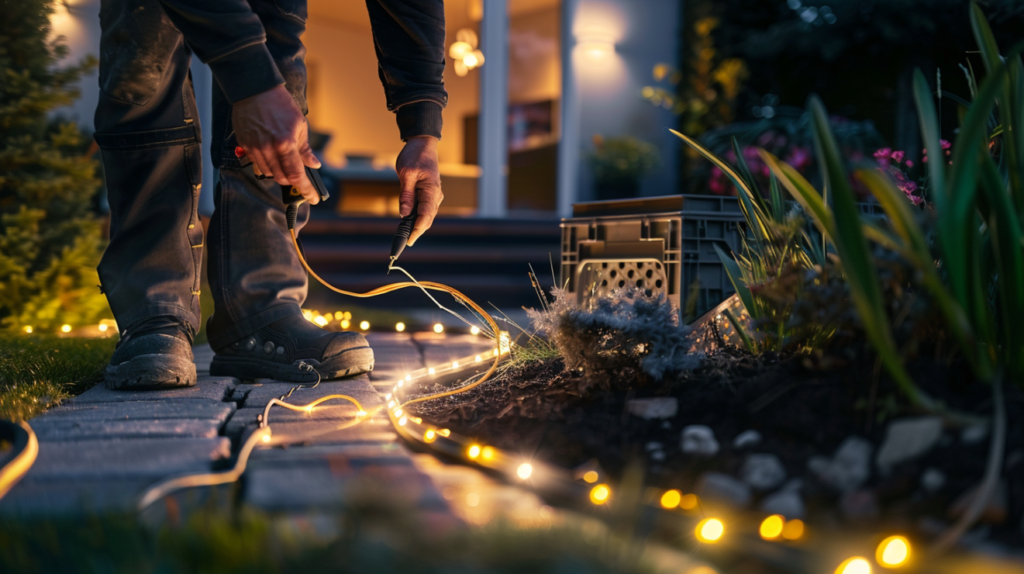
[364,0,448,140]
[157,0,285,104]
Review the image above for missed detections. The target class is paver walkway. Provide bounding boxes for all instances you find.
[0,332,494,517]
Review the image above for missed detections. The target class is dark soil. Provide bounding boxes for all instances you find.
[407,348,1024,548]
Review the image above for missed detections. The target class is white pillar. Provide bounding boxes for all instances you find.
[190,56,216,216]
[477,0,509,218]
[556,0,580,218]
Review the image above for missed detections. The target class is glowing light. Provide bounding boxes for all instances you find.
[405,374,411,381]
[576,26,616,61]
[23,326,32,334]
[395,322,406,332]
[305,405,313,413]
[428,367,436,375]
[498,331,511,354]
[340,319,350,329]
[424,429,437,442]
[334,311,344,320]
[466,492,480,507]
[463,51,479,68]
[679,493,699,510]
[449,40,473,60]
[517,463,533,479]
[433,323,444,334]
[303,309,314,321]
[583,470,599,483]
[589,484,610,504]
[313,315,328,327]
[876,536,910,568]
[468,445,481,459]
[475,355,482,362]
[438,428,451,437]
[759,515,785,540]
[493,348,499,357]
[359,320,370,331]
[481,446,495,460]
[452,361,459,369]
[262,434,271,443]
[835,557,871,574]
[660,489,682,509]
[98,324,108,332]
[393,408,403,417]
[385,393,392,400]
[470,326,481,335]
[356,410,367,417]
[398,416,408,426]
[61,324,71,333]
[388,400,396,408]
[397,381,403,387]
[696,518,724,543]
[781,519,804,540]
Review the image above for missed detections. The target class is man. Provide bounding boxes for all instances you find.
[93,0,446,389]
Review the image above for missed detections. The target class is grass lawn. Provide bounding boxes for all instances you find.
[0,334,115,422]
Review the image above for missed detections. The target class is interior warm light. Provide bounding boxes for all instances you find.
[98,323,108,332]
[481,446,495,460]
[433,323,444,334]
[876,536,910,568]
[590,484,610,504]
[583,470,599,483]
[395,322,406,332]
[517,463,533,479]
[424,429,437,443]
[759,515,784,540]
[835,557,871,574]
[313,315,328,327]
[679,493,699,510]
[576,26,615,61]
[470,326,481,335]
[660,489,682,509]
[61,324,71,333]
[781,519,804,540]
[468,445,481,459]
[359,320,370,331]
[696,518,724,543]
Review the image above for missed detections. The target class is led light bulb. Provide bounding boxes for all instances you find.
[405,374,412,381]
[61,324,71,333]
[452,361,459,369]
[23,326,32,334]
[468,445,481,459]
[359,320,370,331]
[433,323,444,334]
[393,408,403,417]
[481,446,495,460]
[835,557,871,574]
[781,518,804,540]
[696,518,724,543]
[589,484,610,504]
[398,416,407,426]
[424,429,437,442]
[313,315,328,326]
[262,434,271,443]
[475,355,482,363]
[340,319,350,329]
[428,367,436,375]
[679,493,699,510]
[470,326,481,335]
[98,323,108,332]
[517,463,533,479]
[395,322,406,332]
[876,536,910,568]
[583,470,599,483]
[759,515,784,540]
[660,489,681,509]
[356,410,367,417]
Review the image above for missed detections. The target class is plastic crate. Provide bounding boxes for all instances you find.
[561,195,746,317]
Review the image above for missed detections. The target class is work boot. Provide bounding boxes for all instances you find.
[104,316,197,390]
[209,314,374,383]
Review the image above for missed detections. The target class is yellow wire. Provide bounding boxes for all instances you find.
[0,421,38,501]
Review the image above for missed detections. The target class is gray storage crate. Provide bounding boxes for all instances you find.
[561,195,746,318]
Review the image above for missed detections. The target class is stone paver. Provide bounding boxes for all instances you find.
[30,418,223,441]
[20,437,231,481]
[33,399,235,422]
[71,376,236,403]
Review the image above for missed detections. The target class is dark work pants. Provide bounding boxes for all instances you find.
[93,0,312,351]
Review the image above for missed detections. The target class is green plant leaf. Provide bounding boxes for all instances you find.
[714,243,756,317]
[760,150,837,242]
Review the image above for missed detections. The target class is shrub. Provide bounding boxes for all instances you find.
[0,0,107,334]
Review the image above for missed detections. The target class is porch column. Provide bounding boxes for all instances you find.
[556,0,581,218]
[477,0,509,218]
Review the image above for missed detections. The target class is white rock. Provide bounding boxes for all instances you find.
[760,481,805,519]
[695,471,752,508]
[741,454,787,491]
[961,424,989,445]
[650,450,666,462]
[808,436,873,492]
[626,398,678,420]
[680,425,719,457]
[876,416,944,474]
[644,441,663,452]
[733,429,762,449]
[921,467,946,492]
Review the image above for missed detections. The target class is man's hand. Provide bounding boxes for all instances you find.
[232,85,322,204]
[396,136,443,246]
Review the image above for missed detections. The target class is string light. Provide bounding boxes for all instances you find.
[261,434,271,443]
[782,519,804,540]
[398,416,408,426]
[405,374,411,381]
[589,484,610,504]
[23,326,32,334]
[760,515,784,539]
[356,410,367,417]
[424,429,437,443]
[835,557,871,574]
[470,326,480,335]
[61,324,71,333]
[679,493,699,510]
[433,323,444,334]
[359,320,370,331]
[451,361,459,369]
[98,323,108,332]
[395,322,406,332]
[481,446,495,460]
[696,518,724,543]
[428,367,436,375]
[475,355,482,363]
[340,319,350,329]
[313,315,328,326]
[583,470,599,483]
[468,445,481,459]
[660,489,682,509]
[517,463,533,479]
[876,536,910,568]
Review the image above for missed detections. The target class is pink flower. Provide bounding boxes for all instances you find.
[905,160,914,168]
[890,150,905,163]
[873,147,892,161]
[907,194,923,206]
[940,139,951,150]
[922,155,928,163]
[901,180,918,193]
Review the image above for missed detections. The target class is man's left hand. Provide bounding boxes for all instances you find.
[396,135,443,246]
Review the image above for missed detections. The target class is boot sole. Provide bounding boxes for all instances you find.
[209,347,374,383]
[104,353,197,390]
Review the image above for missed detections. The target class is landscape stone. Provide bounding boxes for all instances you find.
[21,437,230,481]
[694,471,751,508]
[680,425,719,457]
[808,436,873,492]
[961,424,989,445]
[29,418,223,441]
[760,480,805,518]
[732,429,762,449]
[650,450,666,462]
[741,453,786,491]
[644,441,663,451]
[32,400,235,423]
[626,398,678,420]
[921,467,946,492]
[70,376,237,403]
[875,416,944,474]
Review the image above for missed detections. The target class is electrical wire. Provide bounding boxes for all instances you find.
[0,420,38,501]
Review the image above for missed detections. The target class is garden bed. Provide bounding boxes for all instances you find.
[407,346,1024,552]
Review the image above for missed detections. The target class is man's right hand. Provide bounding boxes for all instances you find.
[232,85,322,204]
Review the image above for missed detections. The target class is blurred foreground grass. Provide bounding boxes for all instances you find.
[0,334,114,421]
